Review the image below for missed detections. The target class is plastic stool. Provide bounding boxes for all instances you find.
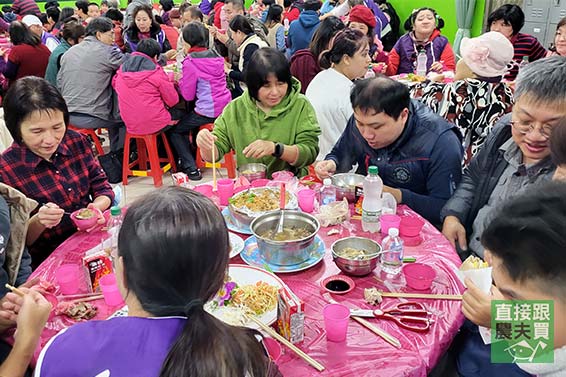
[122,130,177,187]
[68,125,104,155]
[195,123,237,179]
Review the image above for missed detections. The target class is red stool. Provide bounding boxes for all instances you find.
[68,125,104,155]
[122,130,177,187]
[195,123,237,179]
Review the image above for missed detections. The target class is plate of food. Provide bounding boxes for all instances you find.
[229,232,245,258]
[205,264,283,329]
[393,73,427,86]
[228,187,297,228]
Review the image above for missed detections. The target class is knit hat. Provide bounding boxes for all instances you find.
[460,31,514,78]
[348,5,376,29]
[22,15,43,27]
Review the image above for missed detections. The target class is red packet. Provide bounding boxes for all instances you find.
[276,287,305,344]
[172,172,193,188]
[82,251,112,292]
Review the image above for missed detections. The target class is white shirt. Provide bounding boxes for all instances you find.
[306,68,354,160]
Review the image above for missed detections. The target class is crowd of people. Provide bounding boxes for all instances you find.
[0,0,564,376]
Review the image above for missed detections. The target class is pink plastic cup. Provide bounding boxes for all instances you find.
[323,303,350,342]
[263,338,282,362]
[251,179,270,187]
[400,217,425,237]
[297,189,316,213]
[403,263,436,290]
[380,214,401,235]
[216,179,235,206]
[99,273,125,307]
[193,184,213,198]
[55,264,81,295]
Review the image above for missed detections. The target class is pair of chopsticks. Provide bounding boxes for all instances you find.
[211,144,217,191]
[5,284,24,297]
[379,291,462,300]
[244,314,325,372]
[41,203,71,215]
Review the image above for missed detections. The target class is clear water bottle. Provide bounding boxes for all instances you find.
[283,18,290,32]
[416,50,427,77]
[381,228,404,275]
[518,56,529,73]
[362,166,383,233]
[107,206,123,260]
[320,178,336,205]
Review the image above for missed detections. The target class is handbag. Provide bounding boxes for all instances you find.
[98,152,123,184]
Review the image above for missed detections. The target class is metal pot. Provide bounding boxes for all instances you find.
[331,173,365,203]
[250,210,320,266]
[331,237,382,276]
[238,163,267,182]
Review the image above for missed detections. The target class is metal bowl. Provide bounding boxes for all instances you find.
[228,187,297,227]
[331,173,365,202]
[250,210,320,266]
[238,163,267,182]
[331,237,382,276]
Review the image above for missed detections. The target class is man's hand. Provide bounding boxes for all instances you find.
[0,278,40,329]
[164,49,177,60]
[430,61,443,73]
[196,128,217,152]
[442,215,468,251]
[37,203,64,229]
[314,160,337,179]
[242,140,275,159]
[14,290,51,343]
[462,278,504,328]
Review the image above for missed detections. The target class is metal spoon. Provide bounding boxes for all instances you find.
[275,183,286,234]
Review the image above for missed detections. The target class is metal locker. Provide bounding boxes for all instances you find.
[523,0,550,22]
[549,0,566,23]
[522,21,548,42]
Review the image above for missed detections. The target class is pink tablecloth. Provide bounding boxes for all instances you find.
[30,205,465,376]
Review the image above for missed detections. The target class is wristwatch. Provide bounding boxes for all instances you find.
[272,142,284,158]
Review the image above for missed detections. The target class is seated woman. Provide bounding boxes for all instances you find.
[0,77,113,267]
[225,15,268,97]
[44,20,85,87]
[306,29,370,159]
[289,15,344,94]
[34,186,281,377]
[548,17,566,57]
[0,21,51,84]
[124,4,176,60]
[386,7,455,76]
[488,4,546,81]
[347,5,387,69]
[169,22,231,180]
[264,4,285,52]
[197,48,321,178]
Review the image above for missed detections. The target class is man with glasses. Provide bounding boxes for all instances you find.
[441,56,566,261]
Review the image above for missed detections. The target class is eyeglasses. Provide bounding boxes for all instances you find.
[510,120,553,139]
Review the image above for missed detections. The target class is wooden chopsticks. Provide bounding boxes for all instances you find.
[378,291,462,300]
[5,283,25,297]
[211,143,217,191]
[351,316,401,348]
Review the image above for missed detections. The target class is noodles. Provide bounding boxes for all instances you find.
[231,281,278,315]
[259,226,312,241]
[229,189,288,212]
[337,247,373,260]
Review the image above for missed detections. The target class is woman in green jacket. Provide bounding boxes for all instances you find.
[196,48,321,178]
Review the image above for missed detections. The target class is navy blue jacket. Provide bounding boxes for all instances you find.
[287,11,320,56]
[325,99,463,225]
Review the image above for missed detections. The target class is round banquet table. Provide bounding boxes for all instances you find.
[27,204,465,376]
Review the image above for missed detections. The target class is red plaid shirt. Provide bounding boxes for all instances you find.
[0,130,114,265]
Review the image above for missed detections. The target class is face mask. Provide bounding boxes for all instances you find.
[517,346,566,376]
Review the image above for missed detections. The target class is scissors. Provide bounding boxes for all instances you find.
[350,302,433,332]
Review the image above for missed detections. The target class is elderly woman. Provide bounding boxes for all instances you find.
[196,48,320,178]
[0,77,113,267]
[548,18,566,57]
[123,4,175,59]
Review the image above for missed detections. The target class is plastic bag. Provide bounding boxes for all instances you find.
[314,198,350,227]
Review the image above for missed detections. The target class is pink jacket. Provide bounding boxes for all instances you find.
[112,52,178,135]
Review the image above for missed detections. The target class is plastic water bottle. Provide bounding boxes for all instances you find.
[381,228,404,275]
[320,178,336,205]
[416,50,427,77]
[362,166,383,233]
[518,56,529,73]
[107,206,123,259]
[283,18,290,32]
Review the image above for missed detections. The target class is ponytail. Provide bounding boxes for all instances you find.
[318,28,367,69]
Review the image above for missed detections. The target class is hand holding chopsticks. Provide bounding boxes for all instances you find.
[5,283,25,297]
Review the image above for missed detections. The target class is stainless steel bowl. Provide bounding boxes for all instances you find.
[238,163,267,182]
[331,173,365,202]
[228,187,298,227]
[251,210,320,266]
[331,237,382,276]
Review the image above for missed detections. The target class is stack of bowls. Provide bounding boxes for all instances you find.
[238,163,267,182]
[331,237,382,276]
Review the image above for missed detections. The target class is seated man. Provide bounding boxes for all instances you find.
[441,56,566,260]
[550,117,566,181]
[315,76,463,225]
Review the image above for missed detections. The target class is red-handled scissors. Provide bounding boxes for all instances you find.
[350,302,433,332]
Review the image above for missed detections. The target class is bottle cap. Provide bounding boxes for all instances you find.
[323,178,332,186]
[388,227,399,237]
[368,166,378,175]
[110,206,121,216]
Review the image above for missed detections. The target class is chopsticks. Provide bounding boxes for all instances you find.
[350,316,401,349]
[211,144,217,191]
[377,290,462,301]
[244,314,325,372]
[5,283,25,297]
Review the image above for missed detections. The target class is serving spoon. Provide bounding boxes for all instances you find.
[275,183,286,234]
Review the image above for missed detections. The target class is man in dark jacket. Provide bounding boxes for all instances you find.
[287,0,321,56]
[315,77,463,225]
[441,56,566,261]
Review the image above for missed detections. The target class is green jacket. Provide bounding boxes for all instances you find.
[213,78,321,178]
[45,39,71,87]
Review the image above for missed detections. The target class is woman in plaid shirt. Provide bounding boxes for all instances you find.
[0,77,114,267]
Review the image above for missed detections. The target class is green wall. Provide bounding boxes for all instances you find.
[388,0,487,44]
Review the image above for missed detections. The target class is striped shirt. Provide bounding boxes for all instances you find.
[11,0,41,16]
[506,33,547,81]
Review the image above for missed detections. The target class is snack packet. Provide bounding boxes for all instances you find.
[314,198,349,227]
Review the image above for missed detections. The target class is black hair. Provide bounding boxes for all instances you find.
[75,0,89,14]
[1,6,13,13]
[319,28,367,69]
[403,7,444,32]
[39,13,49,25]
[308,15,345,61]
[46,6,60,22]
[105,8,123,22]
[481,181,566,299]
[186,5,203,22]
[88,2,99,10]
[350,76,410,119]
[551,117,566,166]
[127,4,162,42]
[179,2,192,15]
[225,0,244,11]
[263,0,275,7]
[3,77,69,144]
[283,0,292,8]
[101,0,109,6]
[45,0,60,10]
[245,48,292,101]
[265,4,282,25]
[116,187,270,377]
[551,18,566,52]
[229,14,254,35]
[137,38,161,58]
[60,7,76,22]
[487,4,524,35]
[9,21,40,46]
[62,20,85,43]
[85,16,113,36]
[303,0,321,12]
[182,22,208,47]
[159,0,174,12]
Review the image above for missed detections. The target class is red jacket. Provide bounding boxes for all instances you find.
[161,24,179,50]
[213,2,223,29]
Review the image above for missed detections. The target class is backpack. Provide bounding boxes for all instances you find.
[247,16,269,44]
